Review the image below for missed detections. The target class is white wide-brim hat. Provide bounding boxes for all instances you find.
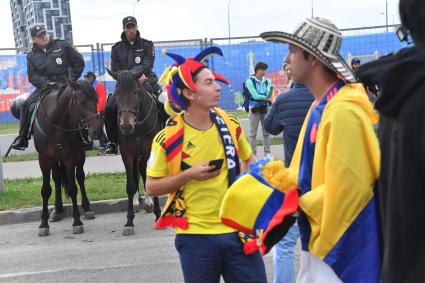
[260,17,356,82]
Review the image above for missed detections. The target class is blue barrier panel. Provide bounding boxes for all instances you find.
[0,30,408,122]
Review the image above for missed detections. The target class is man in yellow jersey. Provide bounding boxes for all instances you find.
[146,47,267,282]
[261,18,381,282]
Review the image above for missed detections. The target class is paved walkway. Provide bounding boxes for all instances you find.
[3,144,284,179]
[0,210,276,282]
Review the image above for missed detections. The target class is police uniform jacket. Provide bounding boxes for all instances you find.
[27,39,85,89]
[111,30,155,78]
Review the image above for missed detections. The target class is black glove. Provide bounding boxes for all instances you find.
[41,81,58,91]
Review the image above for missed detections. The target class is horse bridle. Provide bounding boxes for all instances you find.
[40,87,102,133]
[117,87,156,123]
[117,88,141,117]
[70,94,102,131]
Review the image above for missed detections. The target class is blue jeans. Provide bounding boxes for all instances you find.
[273,224,300,283]
[99,128,107,148]
[175,232,267,283]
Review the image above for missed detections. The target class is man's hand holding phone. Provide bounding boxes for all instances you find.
[185,159,224,181]
[207,159,224,172]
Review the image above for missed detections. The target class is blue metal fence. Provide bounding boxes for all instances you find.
[0,24,407,123]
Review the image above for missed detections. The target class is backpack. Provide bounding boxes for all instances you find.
[242,82,251,113]
[242,78,269,113]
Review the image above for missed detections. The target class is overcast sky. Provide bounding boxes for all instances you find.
[1,0,401,48]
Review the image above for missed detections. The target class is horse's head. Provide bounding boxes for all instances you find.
[68,80,103,139]
[107,68,141,135]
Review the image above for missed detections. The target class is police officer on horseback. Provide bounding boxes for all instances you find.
[12,24,85,150]
[104,16,163,155]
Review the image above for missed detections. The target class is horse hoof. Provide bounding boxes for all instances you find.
[143,203,154,213]
[122,226,134,236]
[49,211,64,222]
[73,225,84,234]
[133,203,140,213]
[84,211,95,220]
[38,227,50,237]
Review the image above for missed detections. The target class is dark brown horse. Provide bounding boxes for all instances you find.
[33,80,103,236]
[106,69,162,236]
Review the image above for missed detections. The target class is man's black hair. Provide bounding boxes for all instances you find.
[181,66,208,107]
[254,61,268,73]
[84,71,96,80]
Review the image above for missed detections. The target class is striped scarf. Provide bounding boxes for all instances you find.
[155,107,240,229]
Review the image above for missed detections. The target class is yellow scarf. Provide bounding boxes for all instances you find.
[155,107,240,229]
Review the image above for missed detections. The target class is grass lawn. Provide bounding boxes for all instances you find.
[0,124,19,131]
[257,137,282,146]
[227,110,248,119]
[0,172,134,211]
[3,149,101,162]
[0,123,19,135]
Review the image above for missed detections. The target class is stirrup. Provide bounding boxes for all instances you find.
[12,137,28,150]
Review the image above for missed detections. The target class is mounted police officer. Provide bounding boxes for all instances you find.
[12,24,85,150]
[104,16,163,155]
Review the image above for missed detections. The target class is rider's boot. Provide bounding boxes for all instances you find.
[12,136,28,150]
[12,107,30,150]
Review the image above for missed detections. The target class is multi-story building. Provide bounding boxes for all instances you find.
[9,0,73,52]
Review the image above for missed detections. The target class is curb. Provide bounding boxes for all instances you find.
[0,195,167,226]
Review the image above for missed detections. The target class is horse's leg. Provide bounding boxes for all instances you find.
[49,164,64,222]
[76,150,94,220]
[38,161,52,236]
[133,158,140,213]
[121,152,137,236]
[139,157,153,213]
[139,152,161,221]
[65,164,84,234]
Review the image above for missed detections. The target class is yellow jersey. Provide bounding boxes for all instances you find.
[147,115,252,234]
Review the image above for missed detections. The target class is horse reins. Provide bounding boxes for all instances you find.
[36,87,102,151]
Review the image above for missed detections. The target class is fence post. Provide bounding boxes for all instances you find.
[100,43,105,76]
[90,44,96,74]
[0,148,4,194]
[96,42,102,75]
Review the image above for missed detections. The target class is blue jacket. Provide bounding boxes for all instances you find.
[264,82,313,166]
[246,76,272,107]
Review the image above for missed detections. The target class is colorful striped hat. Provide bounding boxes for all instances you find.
[159,47,229,113]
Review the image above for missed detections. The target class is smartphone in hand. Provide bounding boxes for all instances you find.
[208,159,224,172]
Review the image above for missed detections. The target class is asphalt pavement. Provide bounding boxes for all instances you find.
[0,210,275,282]
[0,144,287,282]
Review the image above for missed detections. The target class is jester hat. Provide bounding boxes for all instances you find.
[159,47,229,112]
[220,157,299,255]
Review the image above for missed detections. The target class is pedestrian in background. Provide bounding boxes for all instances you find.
[84,71,107,154]
[246,61,273,157]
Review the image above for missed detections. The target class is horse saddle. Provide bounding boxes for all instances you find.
[28,84,63,137]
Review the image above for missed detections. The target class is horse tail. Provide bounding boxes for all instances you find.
[58,161,69,197]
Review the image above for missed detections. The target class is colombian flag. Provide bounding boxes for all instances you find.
[293,83,381,282]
